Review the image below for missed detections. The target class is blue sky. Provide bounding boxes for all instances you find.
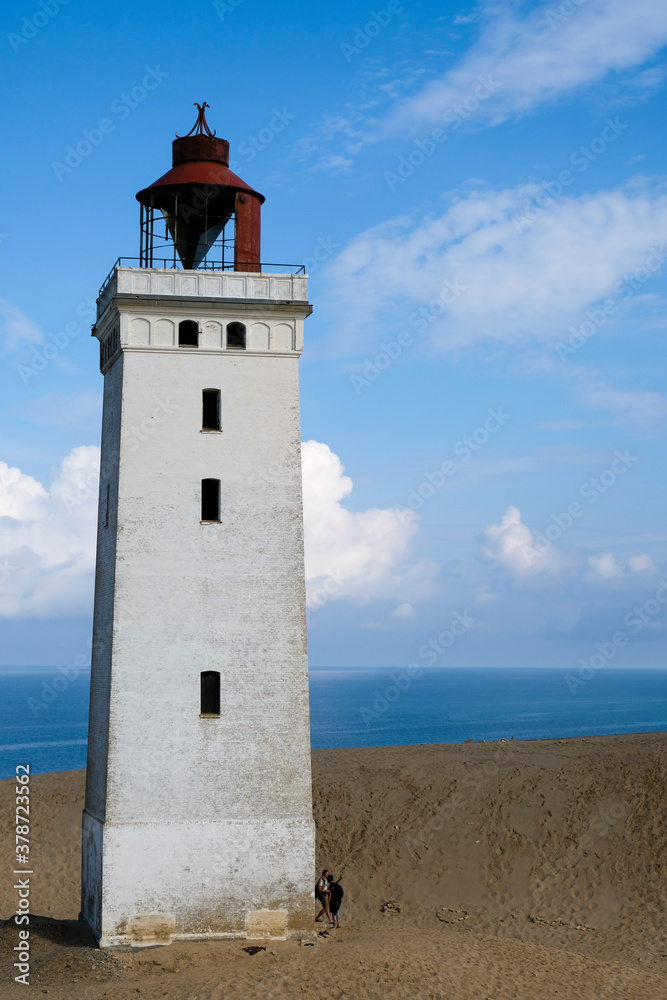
[1,0,667,673]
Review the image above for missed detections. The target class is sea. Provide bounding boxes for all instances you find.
[1,666,666,780]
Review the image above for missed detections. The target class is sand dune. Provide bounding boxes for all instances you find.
[1,733,666,998]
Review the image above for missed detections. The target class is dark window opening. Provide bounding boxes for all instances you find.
[202,389,221,431]
[179,320,199,347]
[227,322,246,350]
[104,483,110,529]
[201,478,220,521]
[201,671,220,716]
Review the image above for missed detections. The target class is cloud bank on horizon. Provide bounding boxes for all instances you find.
[482,504,657,583]
[1,441,660,624]
[0,442,426,620]
[0,447,99,618]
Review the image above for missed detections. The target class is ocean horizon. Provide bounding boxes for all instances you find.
[1,665,666,780]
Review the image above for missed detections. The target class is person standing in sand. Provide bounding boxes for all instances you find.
[328,874,343,928]
[314,869,332,923]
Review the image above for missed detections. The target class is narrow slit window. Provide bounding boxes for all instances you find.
[201,478,220,522]
[104,483,110,528]
[179,320,199,347]
[201,671,220,716]
[202,389,221,431]
[227,322,246,350]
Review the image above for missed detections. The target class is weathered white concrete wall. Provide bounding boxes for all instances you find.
[97,268,309,321]
[83,268,315,947]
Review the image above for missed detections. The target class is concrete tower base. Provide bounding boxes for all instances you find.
[82,812,315,946]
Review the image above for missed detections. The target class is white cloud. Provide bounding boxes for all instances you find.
[302,440,433,606]
[0,447,100,618]
[378,0,667,137]
[483,507,660,587]
[307,153,354,173]
[587,550,657,580]
[392,602,415,619]
[323,180,667,355]
[0,464,48,521]
[481,505,568,575]
[574,375,667,427]
[587,551,623,579]
[474,585,498,603]
[628,553,656,573]
[0,299,42,353]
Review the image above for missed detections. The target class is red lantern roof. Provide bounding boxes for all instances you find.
[136,102,264,205]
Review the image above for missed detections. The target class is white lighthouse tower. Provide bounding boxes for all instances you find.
[81,104,316,947]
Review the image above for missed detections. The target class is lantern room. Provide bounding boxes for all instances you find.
[135,102,265,272]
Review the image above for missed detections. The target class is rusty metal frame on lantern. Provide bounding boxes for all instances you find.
[139,200,236,271]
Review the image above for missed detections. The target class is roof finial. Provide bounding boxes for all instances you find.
[177,102,216,139]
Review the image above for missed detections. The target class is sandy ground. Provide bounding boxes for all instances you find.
[1,733,666,998]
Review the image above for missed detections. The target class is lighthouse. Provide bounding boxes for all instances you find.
[81,104,315,947]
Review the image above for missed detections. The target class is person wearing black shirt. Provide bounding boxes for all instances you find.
[328,875,344,928]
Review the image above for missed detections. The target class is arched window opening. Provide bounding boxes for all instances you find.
[201,671,220,716]
[227,322,246,350]
[202,389,221,431]
[179,320,199,347]
[201,478,220,522]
